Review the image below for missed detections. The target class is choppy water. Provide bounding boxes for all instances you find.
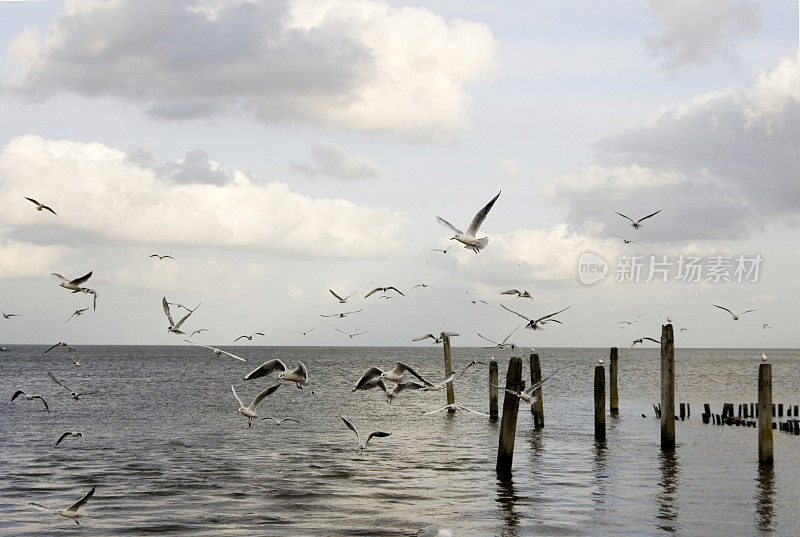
[1,345,799,536]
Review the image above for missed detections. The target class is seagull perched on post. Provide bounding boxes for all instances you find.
[614,210,661,230]
[437,192,501,253]
[24,197,57,215]
[713,304,757,321]
[500,304,570,330]
[162,297,199,334]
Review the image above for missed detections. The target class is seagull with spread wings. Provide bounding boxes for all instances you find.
[501,289,532,299]
[54,431,83,447]
[44,341,76,354]
[328,289,357,303]
[365,286,404,298]
[713,304,757,321]
[610,234,645,246]
[614,210,661,230]
[500,304,571,330]
[162,297,199,334]
[437,191,501,253]
[65,308,89,323]
[629,337,661,350]
[149,254,173,260]
[244,359,309,389]
[336,328,367,339]
[24,197,57,215]
[294,328,315,336]
[55,486,95,525]
[231,384,281,427]
[11,390,49,412]
[1,312,21,319]
[48,371,92,402]
[234,332,265,342]
[477,325,521,350]
[185,339,246,361]
[412,331,458,345]
[320,309,363,318]
[430,245,455,254]
[491,371,556,406]
[52,271,92,292]
[341,416,390,452]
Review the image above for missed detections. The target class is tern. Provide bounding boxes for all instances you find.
[614,210,661,230]
[167,301,200,313]
[185,339,246,361]
[294,328,316,336]
[244,359,309,389]
[11,390,50,412]
[234,332,265,342]
[65,308,89,323]
[456,360,487,379]
[490,371,555,406]
[54,431,83,447]
[336,328,367,339]
[24,197,57,215]
[477,325,521,350]
[341,416,390,451]
[162,297,199,334]
[713,304,757,321]
[412,331,458,345]
[437,191,501,253]
[44,341,76,354]
[629,337,660,350]
[365,286,404,298]
[1,312,21,319]
[423,404,488,416]
[329,289,357,303]
[320,309,363,318]
[610,234,645,246]
[430,245,455,254]
[55,486,95,525]
[190,329,208,337]
[149,254,173,260]
[48,371,91,402]
[231,383,281,427]
[500,304,570,330]
[501,289,532,299]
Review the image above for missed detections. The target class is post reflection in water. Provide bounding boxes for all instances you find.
[656,450,679,533]
[495,478,521,537]
[592,440,609,506]
[755,465,775,533]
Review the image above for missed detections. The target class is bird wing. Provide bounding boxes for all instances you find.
[27,501,49,512]
[466,191,501,236]
[345,309,363,315]
[423,405,454,415]
[500,303,531,322]
[387,286,404,296]
[522,370,557,396]
[329,289,345,301]
[364,431,391,446]
[162,297,175,326]
[335,328,348,336]
[55,432,71,447]
[424,372,455,390]
[394,361,430,384]
[218,349,246,362]
[609,234,624,240]
[713,304,735,317]
[250,383,282,410]
[454,405,489,416]
[253,332,265,337]
[642,337,661,344]
[42,205,57,215]
[637,210,661,223]
[34,396,49,412]
[340,416,360,442]
[535,306,571,323]
[231,384,244,407]
[234,335,248,341]
[490,382,521,398]
[24,197,39,205]
[353,367,384,391]
[320,313,338,317]
[364,288,382,298]
[173,307,196,330]
[11,390,25,401]
[476,333,499,346]
[501,289,520,295]
[412,333,435,342]
[69,272,93,286]
[436,216,463,235]
[457,361,477,379]
[51,273,69,283]
[47,372,71,392]
[68,486,95,512]
[741,309,757,315]
[614,211,635,223]
[293,362,308,382]
[244,359,287,380]
[501,325,521,344]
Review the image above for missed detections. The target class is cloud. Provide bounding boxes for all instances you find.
[2,0,497,141]
[291,142,383,181]
[0,135,408,259]
[644,0,761,70]
[0,237,66,279]
[110,255,265,293]
[546,55,800,242]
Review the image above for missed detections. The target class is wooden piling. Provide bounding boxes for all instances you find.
[595,364,606,441]
[794,405,798,417]
[442,333,456,413]
[489,358,499,421]
[529,353,544,428]
[778,404,783,417]
[496,357,523,478]
[758,363,773,466]
[680,403,685,420]
[660,323,675,450]
[609,347,619,415]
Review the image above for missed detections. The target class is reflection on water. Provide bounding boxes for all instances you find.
[592,440,609,506]
[495,478,521,537]
[656,450,679,533]
[755,465,775,533]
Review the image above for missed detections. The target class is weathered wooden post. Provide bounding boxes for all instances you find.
[595,363,606,441]
[496,357,523,478]
[661,323,675,450]
[442,333,456,413]
[489,358,499,421]
[529,353,544,428]
[609,347,619,415]
[758,363,773,465]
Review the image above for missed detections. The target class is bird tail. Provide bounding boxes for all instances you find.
[475,237,489,251]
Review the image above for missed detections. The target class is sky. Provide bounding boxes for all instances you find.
[0,0,797,349]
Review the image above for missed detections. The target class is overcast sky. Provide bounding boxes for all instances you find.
[0,0,797,349]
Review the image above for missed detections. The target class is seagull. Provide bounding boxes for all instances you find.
[437,191,501,253]
[162,297,199,334]
[365,286,404,298]
[335,328,367,339]
[378,295,394,300]
[190,329,208,337]
[69,351,86,366]
[386,374,455,402]
[51,271,92,292]
[609,234,645,246]
[416,525,454,537]
[81,288,99,311]
[48,372,91,402]
[598,358,604,365]
[234,332,265,342]
[761,352,768,362]
[666,316,673,323]
[185,339,246,361]
[65,308,89,323]
[55,486,95,525]
[413,283,435,289]
[167,301,201,313]
[44,341,76,354]
[614,209,661,230]
[244,359,309,389]
[629,337,660,350]
[500,304,571,330]
[490,371,555,406]
[379,362,433,384]
[149,254,173,260]
[456,360,487,379]
[54,431,83,447]
[24,197,57,215]
[679,328,688,332]
[477,325,521,350]
[260,416,299,425]
[329,289,357,303]
[412,331,459,345]
[231,383,281,427]
[1,312,21,319]
[501,289,533,299]
[762,324,772,330]
[423,404,488,416]
[713,304,757,321]
[11,390,49,412]
[430,245,455,254]
[352,367,391,394]
[294,328,316,336]
[320,309,363,318]
[340,416,390,452]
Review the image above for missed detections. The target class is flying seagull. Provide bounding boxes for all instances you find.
[231,383,281,427]
[423,404,488,416]
[336,328,367,339]
[48,371,91,402]
[244,359,309,389]
[501,289,532,299]
[1,312,21,319]
[234,332,265,342]
[762,324,772,330]
[320,309,363,318]
[430,245,455,254]
[65,308,89,323]
[149,254,173,260]
[11,390,49,412]
[385,374,455,403]
[477,325,521,350]
[412,331,458,345]
[185,339,246,361]
[260,416,299,425]
[55,486,95,525]
[629,337,660,350]
[352,367,391,394]
[365,286,404,298]
[329,289,357,303]
[413,283,435,289]
[713,304,757,321]
[614,210,661,230]
[190,328,208,337]
[294,328,316,336]
[456,360,487,379]
[167,301,200,313]
[437,191,501,253]
[610,234,645,246]
[52,271,92,292]
[500,304,571,330]
[44,341,76,354]
[24,197,57,215]
[341,416,390,452]
[54,431,83,447]
[490,371,556,406]
[162,297,199,334]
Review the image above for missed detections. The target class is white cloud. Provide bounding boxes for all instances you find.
[2,0,498,141]
[110,255,265,293]
[645,0,761,70]
[0,237,66,279]
[291,142,383,181]
[0,135,408,259]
